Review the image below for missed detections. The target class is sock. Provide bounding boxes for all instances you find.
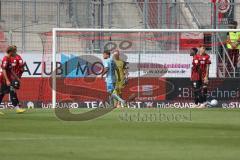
[15,106,20,110]
[112,94,125,104]
[202,87,208,103]
[108,95,114,106]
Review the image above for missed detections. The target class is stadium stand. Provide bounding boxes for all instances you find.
[0,0,207,52]
[184,0,212,28]
[0,26,8,52]
[0,0,237,78]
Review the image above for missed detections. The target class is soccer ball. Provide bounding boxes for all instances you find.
[210,99,218,107]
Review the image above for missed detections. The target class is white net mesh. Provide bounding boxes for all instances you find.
[46,29,239,108]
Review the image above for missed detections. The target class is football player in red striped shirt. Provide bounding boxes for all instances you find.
[11,45,24,79]
[0,46,25,114]
[191,45,211,108]
[190,48,201,107]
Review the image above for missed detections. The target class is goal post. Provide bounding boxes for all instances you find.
[51,28,240,109]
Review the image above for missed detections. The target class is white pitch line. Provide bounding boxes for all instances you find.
[0,136,91,141]
[0,135,239,141]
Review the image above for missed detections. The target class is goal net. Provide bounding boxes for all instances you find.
[47,28,239,109]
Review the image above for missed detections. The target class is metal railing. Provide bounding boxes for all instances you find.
[216,33,236,77]
[184,1,202,28]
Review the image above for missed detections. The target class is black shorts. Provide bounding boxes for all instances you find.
[192,80,202,89]
[192,80,208,89]
[0,84,10,94]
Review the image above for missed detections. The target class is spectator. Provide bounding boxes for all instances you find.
[226,21,240,70]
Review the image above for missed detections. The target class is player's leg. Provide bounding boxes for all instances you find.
[106,82,115,106]
[113,82,120,108]
[114,81,124,108]
[9,86,25,113]
[107,82,125,107]
[0,84,6,115]
[192,80,201,107]
[0,83,11,115]
[111,93,126,106]
[198,81,208,108]
[202,83,208,103]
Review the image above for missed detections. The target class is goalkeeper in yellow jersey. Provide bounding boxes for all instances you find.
[113,50,128,108]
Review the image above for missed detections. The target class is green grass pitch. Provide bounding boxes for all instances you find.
[0,108,240,160]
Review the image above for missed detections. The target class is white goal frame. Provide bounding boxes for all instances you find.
[52,28,240,108]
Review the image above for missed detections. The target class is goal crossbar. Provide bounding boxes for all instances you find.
[52,28,240,33]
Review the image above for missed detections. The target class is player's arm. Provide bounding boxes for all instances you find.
[123,61,129,77]
[101,60,109,78]
[205,64,210,78]
[18,56,25,77]
[11,69,20,82]
[122,61,127,75]
[192,58,200,72]
[2,58,11,86]
[204,60,210,83]
[2,68,10,86]
[101,67,108,78]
